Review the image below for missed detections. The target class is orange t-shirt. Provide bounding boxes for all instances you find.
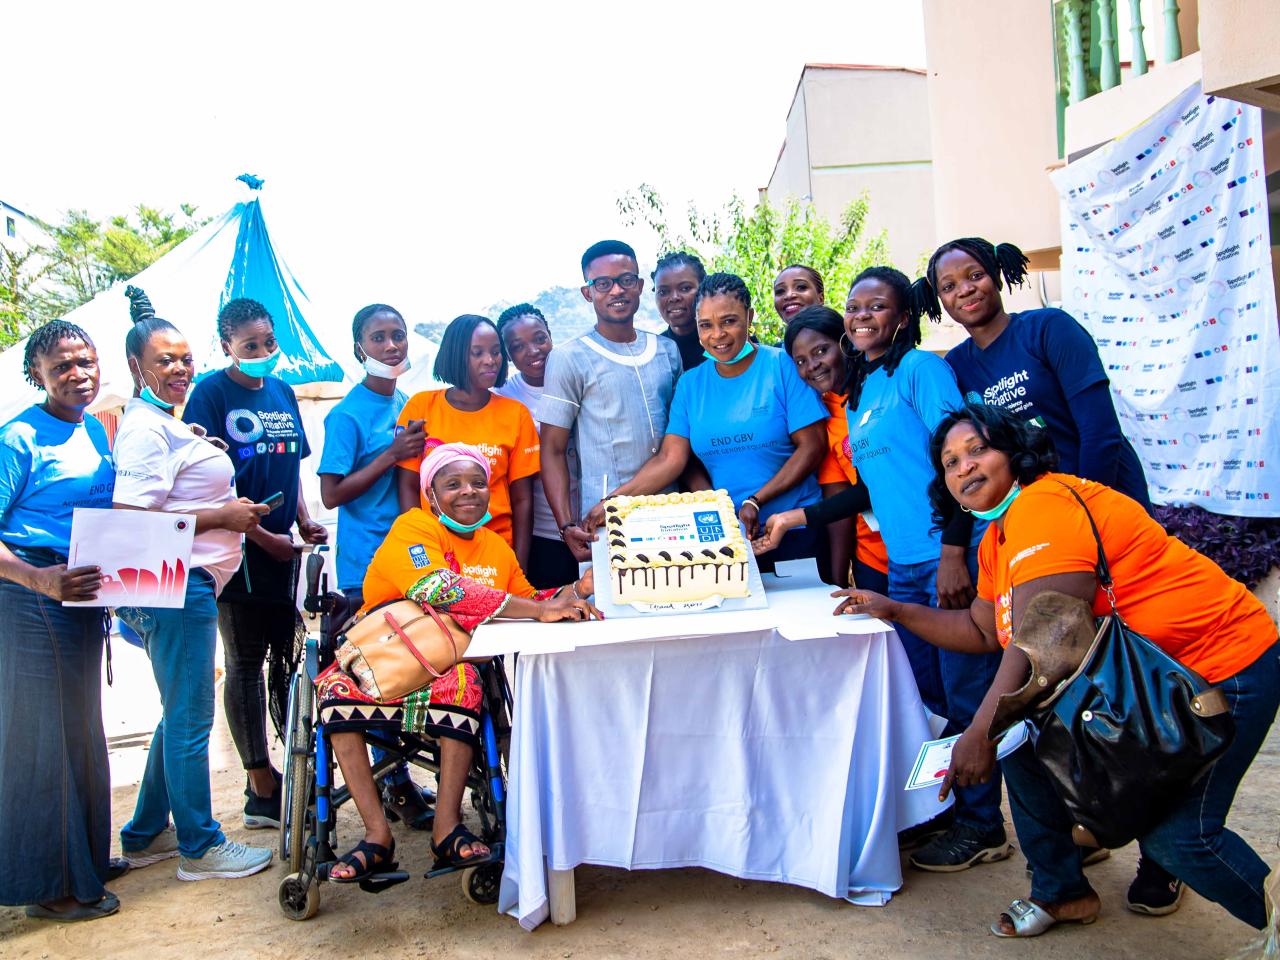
[396,389,540,546]
[815,392,889,575]
[361,508,536,612]
[976,473,1275,684]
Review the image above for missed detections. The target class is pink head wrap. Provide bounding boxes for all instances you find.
[420,441,492,497]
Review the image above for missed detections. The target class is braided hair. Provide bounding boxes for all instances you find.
[351,303,405,362]
[917,237,1030,322]
[496,303,549,359]
[123,285,180,366]
[651,250,706,283]
[23,320,95,387]
[841,266,926,409]
[776,264,825,300]
[217,297,272,340]
[694,271,751,313]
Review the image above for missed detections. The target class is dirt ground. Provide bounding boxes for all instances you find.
[1,640,1276,960]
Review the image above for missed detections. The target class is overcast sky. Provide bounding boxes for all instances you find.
[7,0,925,341]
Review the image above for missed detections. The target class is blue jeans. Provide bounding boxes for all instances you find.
[888,551,1003,832]
[342,589,411,788]
[119,570,225,858]
[0,556,110,906]
[1004,640,1280,928]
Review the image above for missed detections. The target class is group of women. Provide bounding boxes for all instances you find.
[0,233,1275,940]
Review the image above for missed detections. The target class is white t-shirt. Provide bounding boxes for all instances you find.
[496,373,578,541]
[113,398,242,594]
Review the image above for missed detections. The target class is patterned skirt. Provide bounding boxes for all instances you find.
[314,661,484,750]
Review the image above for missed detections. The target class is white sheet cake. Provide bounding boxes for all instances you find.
[602,490,751,608]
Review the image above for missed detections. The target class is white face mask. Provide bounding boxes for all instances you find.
[362,354,411,379]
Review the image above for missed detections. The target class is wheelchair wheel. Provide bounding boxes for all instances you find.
[461,861,502,905]
[279,872,319,921]
[280,670,315,871]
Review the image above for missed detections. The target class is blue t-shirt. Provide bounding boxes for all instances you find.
[666,345,825,523]
[182,370,311,535]
[319,383,406,591]
[848,349,981,565]
[945,308,1150,509]
[0,405,114,552]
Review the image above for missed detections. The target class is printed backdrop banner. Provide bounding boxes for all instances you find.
[1051,83,1280,517]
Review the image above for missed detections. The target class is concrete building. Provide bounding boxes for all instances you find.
[765,64,937,272]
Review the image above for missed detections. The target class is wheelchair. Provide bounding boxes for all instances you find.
[277,550,510,920]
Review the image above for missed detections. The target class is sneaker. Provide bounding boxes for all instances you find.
[910,823,1013,873]
[382,780,435,831]
[122,824,180,868]
[1025,844,1110,877]
[898,807,956,851]
[176,839,273,881]
[1127,856,1184,916]
[243,779,281,830]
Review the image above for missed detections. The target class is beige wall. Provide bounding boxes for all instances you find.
[767,66,936,272]
[1064,51,1204,157]
[1200,0,1280,111]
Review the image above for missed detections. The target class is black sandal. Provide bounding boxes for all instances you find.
[382,781,435,831]
[328,839,399,885]
[431,824,497,871]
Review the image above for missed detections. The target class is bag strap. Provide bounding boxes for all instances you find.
[382,605,458,680]
[1054,480,1120,616]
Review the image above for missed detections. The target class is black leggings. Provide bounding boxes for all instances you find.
[526,535,580,590]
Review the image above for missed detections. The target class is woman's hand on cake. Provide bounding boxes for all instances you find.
[537,592,604,623]
[582,501,607,532]
[573,568,595,600]
[738,500,760,539]
[831,587,899,620]
[751,508,801,554]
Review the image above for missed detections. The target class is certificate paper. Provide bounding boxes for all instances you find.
[905,722,1030,790]
[65,507,196,608]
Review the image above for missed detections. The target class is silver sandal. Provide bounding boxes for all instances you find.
[991,897,1098,938]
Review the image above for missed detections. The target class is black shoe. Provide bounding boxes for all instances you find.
[898,807,956,851]
[106,857,131,882]
[1127,856,1184,916]
[243,772,282,830]
[382,780,435,831]
[910,822,1013,873]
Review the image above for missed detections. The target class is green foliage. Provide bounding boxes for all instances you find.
[617,184,891,345]
[0,204,211,350]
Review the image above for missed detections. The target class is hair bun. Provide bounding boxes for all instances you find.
[125,285,156,325]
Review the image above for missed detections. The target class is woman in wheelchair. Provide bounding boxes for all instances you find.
[317,442,600,883]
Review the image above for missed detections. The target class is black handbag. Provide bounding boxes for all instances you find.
[1025,483,1235,850]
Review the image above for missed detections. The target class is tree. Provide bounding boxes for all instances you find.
[617,185,891,344]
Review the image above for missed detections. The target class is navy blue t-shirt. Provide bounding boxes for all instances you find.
[945,308,1150,510]
[182,369,311,534]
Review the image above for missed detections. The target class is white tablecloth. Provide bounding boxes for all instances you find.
[496,617,946,930]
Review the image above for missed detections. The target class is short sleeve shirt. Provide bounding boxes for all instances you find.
[0,405,114,552]
[395,389,540,547]
[665,345,824,523]
[181,370,311,535]
[814,391,889,574]
[361,508,536,611]
[976,473,1275,684]
[495,373,579,541]
[113,398,242,593]
[319,383,407,591]
[537,330,682,518]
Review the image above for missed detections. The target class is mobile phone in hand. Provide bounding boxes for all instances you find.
[261,491,285,512]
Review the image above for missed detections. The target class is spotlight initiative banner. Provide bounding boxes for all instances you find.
[1051,83,1280,517]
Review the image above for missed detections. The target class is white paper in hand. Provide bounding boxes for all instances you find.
[66,507,196,608]
[905,722,1031,790]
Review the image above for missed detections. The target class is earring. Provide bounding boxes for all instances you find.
[839,332,857,358]
[960,504,973,514]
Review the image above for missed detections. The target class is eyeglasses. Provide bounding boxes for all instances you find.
[585,273,641,294]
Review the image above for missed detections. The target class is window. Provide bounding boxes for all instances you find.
[5,217,13,238]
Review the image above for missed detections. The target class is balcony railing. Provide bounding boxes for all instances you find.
[1053,0,1188,156]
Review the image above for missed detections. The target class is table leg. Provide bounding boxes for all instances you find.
[548,867,577,925]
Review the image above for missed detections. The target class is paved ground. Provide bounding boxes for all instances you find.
[1,639,1276,960]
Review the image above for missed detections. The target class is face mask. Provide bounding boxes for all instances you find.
[233,348,282,378]
[361,354,411,379]
[703,340,755,364]
[969,482,1021,521]
[438,509,493,534]
[132,363,175,410]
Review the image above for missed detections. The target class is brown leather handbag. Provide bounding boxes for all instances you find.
[334,599,472,701]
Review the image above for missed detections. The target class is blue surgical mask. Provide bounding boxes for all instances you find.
[233,348,282,378]
[703,340,755,364]
[438,510,493,534]
[140,385,175,410]
[970,482,1022,521]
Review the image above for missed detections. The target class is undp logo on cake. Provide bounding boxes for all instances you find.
[694,511,719,525]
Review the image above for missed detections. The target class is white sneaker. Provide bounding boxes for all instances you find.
[176,839,273,881]
[122,824,180,868]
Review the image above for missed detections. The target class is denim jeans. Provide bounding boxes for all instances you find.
[119,569,225,858]
[1004,639,1280,928]
[888,551,1004,832]
[0,559,110,906]
[342,589,411,788]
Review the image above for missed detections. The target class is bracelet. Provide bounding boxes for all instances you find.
[742,496,761,512]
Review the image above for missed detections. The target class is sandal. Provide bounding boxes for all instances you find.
[328,839,399,886]
[382,780,435,831]
[991,897,1099,938]
[431,824,497,871]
